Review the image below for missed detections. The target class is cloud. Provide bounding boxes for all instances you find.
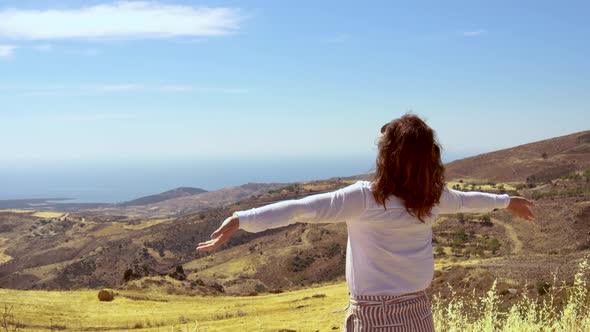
[32,44,53,52]
[99,84,144,92]
[0,44,17,58]
[0,84,247,96]
[462,29,486,37]
[79,49,99,56]
[325,34,349,43]
[0,2,243,40]
[61,113,137,122]
[175,38,209,44]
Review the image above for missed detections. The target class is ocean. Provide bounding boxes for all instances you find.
[0,157,376,203]
[0,152,467,203]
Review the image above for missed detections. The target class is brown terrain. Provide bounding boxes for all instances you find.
[0,129,588,307]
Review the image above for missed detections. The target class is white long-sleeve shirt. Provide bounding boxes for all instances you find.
[234,180,510,296]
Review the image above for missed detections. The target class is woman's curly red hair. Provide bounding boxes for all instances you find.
[372,113,445,222]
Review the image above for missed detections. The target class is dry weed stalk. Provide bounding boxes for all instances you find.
[0,305,20,332]
[432,257,590,331]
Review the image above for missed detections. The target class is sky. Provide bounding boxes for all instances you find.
[1,0,589,163]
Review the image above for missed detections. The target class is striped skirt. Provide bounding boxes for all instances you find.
[343,290,435,331]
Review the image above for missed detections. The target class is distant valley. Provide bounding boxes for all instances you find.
[0,129,588,306]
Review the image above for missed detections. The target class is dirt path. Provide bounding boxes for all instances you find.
[492,217,523,254]
[0,238,13,264]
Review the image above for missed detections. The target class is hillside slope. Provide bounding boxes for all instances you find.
[118,187,208,207]
[84,182,287,218]
[445,130,590,183]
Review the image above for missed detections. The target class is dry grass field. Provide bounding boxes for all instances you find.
[123,218,175,230]
[0,281,350,332]
[30,212,64,219]
[3,259,590,332]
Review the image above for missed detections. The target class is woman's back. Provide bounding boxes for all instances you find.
[342,180,510,296]
[345,180,435,296]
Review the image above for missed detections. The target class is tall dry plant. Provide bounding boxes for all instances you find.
[0,305,20,332]
[432,258,590,331]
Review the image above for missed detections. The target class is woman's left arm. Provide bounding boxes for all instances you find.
[196,181,366,252]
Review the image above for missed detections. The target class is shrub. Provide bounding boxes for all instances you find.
[254,283,266,293]
[326,243,341,258]
[292,254,316,272]
[451,229,469,247]
[486,237,500,254]
[457,213,466,223]
[479,214,491,223]
[536,281,551,296]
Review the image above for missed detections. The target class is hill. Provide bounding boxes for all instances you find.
[444,130,590,183]
[83,182,287,218]
[118,187,208,207]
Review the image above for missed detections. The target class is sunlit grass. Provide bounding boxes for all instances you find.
[446,181,517,192]
[433,258,590,332]
[31,211,64,218]
[92,223,127,237]
[3,259,590,331]
[0,209,32,214]
[434,257,482,270]
[123,218,174,230]
[0,281,349,331]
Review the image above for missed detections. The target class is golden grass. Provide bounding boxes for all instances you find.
[20,261,70,280]
[31,212,64,219]
[0,209,33,214]
[184,240,296,279]
[446,181,517,191]
[433,258,590,331]
[123,218,174,230]
[92,223,127,237]
[434,257,482,270]
[0,281,348,331]
[0,237,12,264]
[3,259,590,331]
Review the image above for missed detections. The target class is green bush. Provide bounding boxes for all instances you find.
[451,229,469,247]
[292,254,316,272]
[479,214,492,223]
[486,237,500,254]
[326,243,341,258]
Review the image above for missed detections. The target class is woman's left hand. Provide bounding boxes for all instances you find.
[196,215,240,252]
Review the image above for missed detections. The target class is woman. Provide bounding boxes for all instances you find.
[197,114,534,331]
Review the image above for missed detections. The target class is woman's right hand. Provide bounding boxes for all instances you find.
[196,214,240,252]
[507,197,535,221]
